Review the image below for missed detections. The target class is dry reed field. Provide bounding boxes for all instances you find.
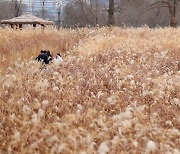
[0,27,180,153]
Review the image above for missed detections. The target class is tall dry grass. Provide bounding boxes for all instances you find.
[0,28,87,77]
[0,27,179,153]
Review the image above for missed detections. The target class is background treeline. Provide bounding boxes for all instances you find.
[1,0,180,28]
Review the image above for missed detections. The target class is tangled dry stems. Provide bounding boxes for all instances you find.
[0,27,179,153]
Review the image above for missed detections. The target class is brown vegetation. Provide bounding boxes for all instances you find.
[0,28,86,76]
[0,27,179,153]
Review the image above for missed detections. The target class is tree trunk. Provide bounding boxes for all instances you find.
[14,0,21,17]
[170,15,177,27]
[168,0,177,28]
[95,0,99,25]
[108,0,115,26]
[42,1,45,19]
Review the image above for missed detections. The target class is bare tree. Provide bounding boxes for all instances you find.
[108,0,115,26]
[62,0,180,28]
[41,0,46,19]
[0,0,24,20]
[88,0,108,26]
[0,1,14,23]
[114,0,172,27]
[12,0,22,17]
[31,1,35,15]
[148,0,180,27]
[55,0,65,28]
[95,0,99,25]
[57,5,61,28]
[63,0,95,27]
